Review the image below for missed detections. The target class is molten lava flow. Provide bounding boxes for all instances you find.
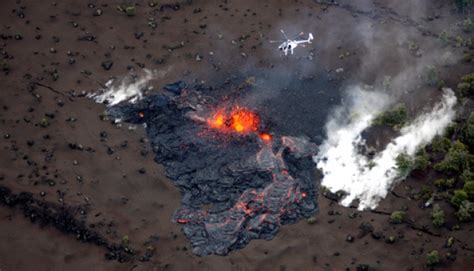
[207,106,260,134]
[259,132,272,142]
[208,109,226,129]
[230,108,259,134]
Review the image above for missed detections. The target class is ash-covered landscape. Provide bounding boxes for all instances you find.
[1,0,473,270]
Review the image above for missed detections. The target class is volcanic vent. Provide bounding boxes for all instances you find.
[107,81,319,256]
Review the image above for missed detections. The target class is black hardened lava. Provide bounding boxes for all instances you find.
[0,185,135,262]
[108,81,320,256]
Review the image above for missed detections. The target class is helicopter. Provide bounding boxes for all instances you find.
[270,30,314,56]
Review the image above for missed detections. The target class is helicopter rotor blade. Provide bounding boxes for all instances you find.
[280,29,289,40]
[293,31,305,39]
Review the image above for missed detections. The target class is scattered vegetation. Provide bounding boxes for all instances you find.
[464,181,474,198]
[125,6,136,16]
[395,149,430,177]
[306,216,317,225]
[373,104,408,128]
[439,31,449,44]
[1,59,9,72]
[418,185,433,201]
[424,66,445,88]
[464,18,473,33]
[431,204,445,227]
[39,117,50,127]
[451,190,468,207]
[433,141,473,175]
[434,178,455,190]
[426,250,441,266]
[456,201,473,221]
[431,135,451,154]
[389,211,406,224]
[460,112,474,147]
[457,72,474,96]
[413,149,430,171]
[410,72,474,225]
[121,235,130,246]
[455,0,473,12]
[118,5,136,16]
[395,153,413,177]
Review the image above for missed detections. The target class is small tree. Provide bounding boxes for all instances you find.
[464,181,474,199]
[434,178,455,190]
[456,200,473,222]
[455,0,473,12]
[125,6,136,16]
[396,153,413,177]
[426,250,441,266]
[431,204,445,227]
[390,211,406,224]
[413,149,430,171]
[431,135,451,153]
[373,104,408,128]
[434,141,473,175]
[460,169,474,183]
[451,190,468,207]
[461,112,474,147]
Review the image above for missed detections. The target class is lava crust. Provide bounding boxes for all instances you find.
[108,82,319,256]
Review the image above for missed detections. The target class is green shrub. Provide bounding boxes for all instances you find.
[426,250,441,266]
[424,66,441,87]
[439,31,449,44]
[431,136,451,153]
[431,204,445,227]
[390,211,406,224]
[434,141,473,174]
[39,117,49,127]
[460,169,474,183]
[122,235,129,245]
[456,200,473,222]
[419,185,433,201]
[461,112,474,147]
[434,178,456,190]
[413,149,430,171]
[463,181,474,198]
[1,59,9,71]
[446,236,455,248]
[455,0,473,11]
[464,18,473,32]
[125,6,136,16]
[373,104,408,128]
[396,153,413,177]
[462,72,474,83]
[307,216,317,225]
[451,190,469,207]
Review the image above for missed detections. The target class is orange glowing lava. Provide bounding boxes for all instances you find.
[208,109,226,128]
[259,132,272,142]
[207,107,260,134]
[230,108,259,134]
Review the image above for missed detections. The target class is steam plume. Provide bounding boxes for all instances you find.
[88,69,155,106]
[314,88,457,210]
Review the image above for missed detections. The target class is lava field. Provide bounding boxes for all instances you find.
[108,80,321,255]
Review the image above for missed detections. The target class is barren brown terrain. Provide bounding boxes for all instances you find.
[0,0,473,270]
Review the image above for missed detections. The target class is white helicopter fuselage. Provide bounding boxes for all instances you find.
[278,33,314,55]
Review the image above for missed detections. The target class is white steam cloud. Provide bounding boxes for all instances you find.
[315,87,457,210]
[88,69,155,107]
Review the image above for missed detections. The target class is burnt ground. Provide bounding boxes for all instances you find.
[0,0,473,270]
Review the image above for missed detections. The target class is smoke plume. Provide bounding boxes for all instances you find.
[314,88,457,210]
